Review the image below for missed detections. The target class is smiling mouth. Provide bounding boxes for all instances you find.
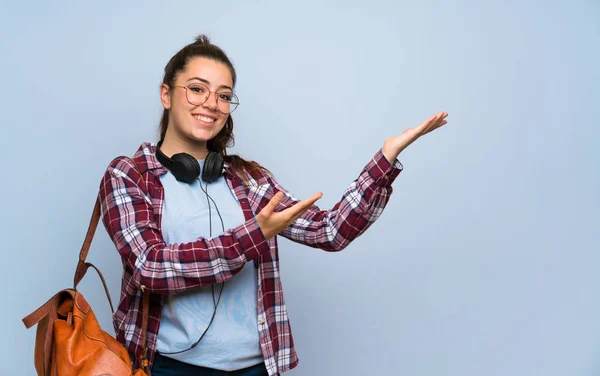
[192,114,216,124]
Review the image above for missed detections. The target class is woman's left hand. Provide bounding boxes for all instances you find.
[382,111,448,163]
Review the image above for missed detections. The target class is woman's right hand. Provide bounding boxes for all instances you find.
[255,191,323,240]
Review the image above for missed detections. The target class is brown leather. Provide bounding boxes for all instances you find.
[73,198,102,288]
[23,289,134,375]
[22,157,150,376]
[73,260,116,313]
[139,288,151,374]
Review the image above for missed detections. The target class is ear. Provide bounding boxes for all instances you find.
[160,84,171,110]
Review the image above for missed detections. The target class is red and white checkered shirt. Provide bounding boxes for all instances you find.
[98,142,402,375]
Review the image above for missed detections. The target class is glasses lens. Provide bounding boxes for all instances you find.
[186,84,209,106]
[183,84,239,113]
[216,92,239,113]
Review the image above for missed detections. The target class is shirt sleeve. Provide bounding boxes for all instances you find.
[99,157,270,295]
[267,149,403,251]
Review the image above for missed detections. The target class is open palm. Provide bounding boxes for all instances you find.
[382,111,448,162]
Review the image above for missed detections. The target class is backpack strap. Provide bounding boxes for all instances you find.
[71,155,151,368]
[78,155,152,371]
[72,198,115,313]
[139,286,151,373]
[22,289,75,376]
[124,157,152,373]
[72,156,144,312]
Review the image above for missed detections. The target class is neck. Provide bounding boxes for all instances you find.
[160,130,209,160]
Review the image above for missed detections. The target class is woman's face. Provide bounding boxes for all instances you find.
[161,57,233,144]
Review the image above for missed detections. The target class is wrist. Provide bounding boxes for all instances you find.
[381,144,400,164]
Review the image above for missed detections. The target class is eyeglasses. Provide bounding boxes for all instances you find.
[173,83,240,114]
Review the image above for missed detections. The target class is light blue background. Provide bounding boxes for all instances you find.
[1,1,598,375]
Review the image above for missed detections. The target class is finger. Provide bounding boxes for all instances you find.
[434,111,448,120]
[432,118,447,129]
[421,113,438,129]
[423,120,447,135]
[419,112,442,132]
[438,112,448,125]
[426,113,438,123]
[262,191,285,217]
[425,112,447,131]
[284,192,323,219]
[288,199,322,223]
[434,112,448,124]
[430,111,444,121]
[301,192,323,208]
[295,192,323,213]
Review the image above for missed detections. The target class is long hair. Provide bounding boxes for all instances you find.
[159,35,270,182]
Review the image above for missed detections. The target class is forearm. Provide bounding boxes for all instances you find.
[382,144,401,165]
[100,165,270,295]
[276,148,402,250]
[110,218,269,294]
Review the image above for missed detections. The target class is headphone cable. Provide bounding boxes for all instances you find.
[158,177,226,355]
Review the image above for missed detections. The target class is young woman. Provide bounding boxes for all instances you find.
[98,35,448,376]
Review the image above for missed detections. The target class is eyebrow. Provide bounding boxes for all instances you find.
[186,77,233,91]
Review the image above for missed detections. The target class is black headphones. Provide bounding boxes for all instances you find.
[155,140,224,184]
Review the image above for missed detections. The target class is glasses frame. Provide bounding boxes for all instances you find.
[173,84,240,114]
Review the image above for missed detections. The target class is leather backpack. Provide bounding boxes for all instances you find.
[22,158,150,376]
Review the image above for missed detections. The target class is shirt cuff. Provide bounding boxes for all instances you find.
[233,217,270,261]
[366,148,403,187]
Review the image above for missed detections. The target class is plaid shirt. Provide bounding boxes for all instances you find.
[98,142,402,375]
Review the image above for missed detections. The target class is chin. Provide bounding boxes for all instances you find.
[189,128,223,143]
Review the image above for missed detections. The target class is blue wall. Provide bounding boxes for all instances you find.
[2,1,599,375]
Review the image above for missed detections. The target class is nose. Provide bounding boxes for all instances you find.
[202,92,219,111]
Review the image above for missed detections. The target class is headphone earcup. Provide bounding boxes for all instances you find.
[170,153,201,184]
[202,152,224,183]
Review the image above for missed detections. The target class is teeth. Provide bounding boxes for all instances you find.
[195,115,215,123]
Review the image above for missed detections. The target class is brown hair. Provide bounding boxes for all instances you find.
[159,34,270,182]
